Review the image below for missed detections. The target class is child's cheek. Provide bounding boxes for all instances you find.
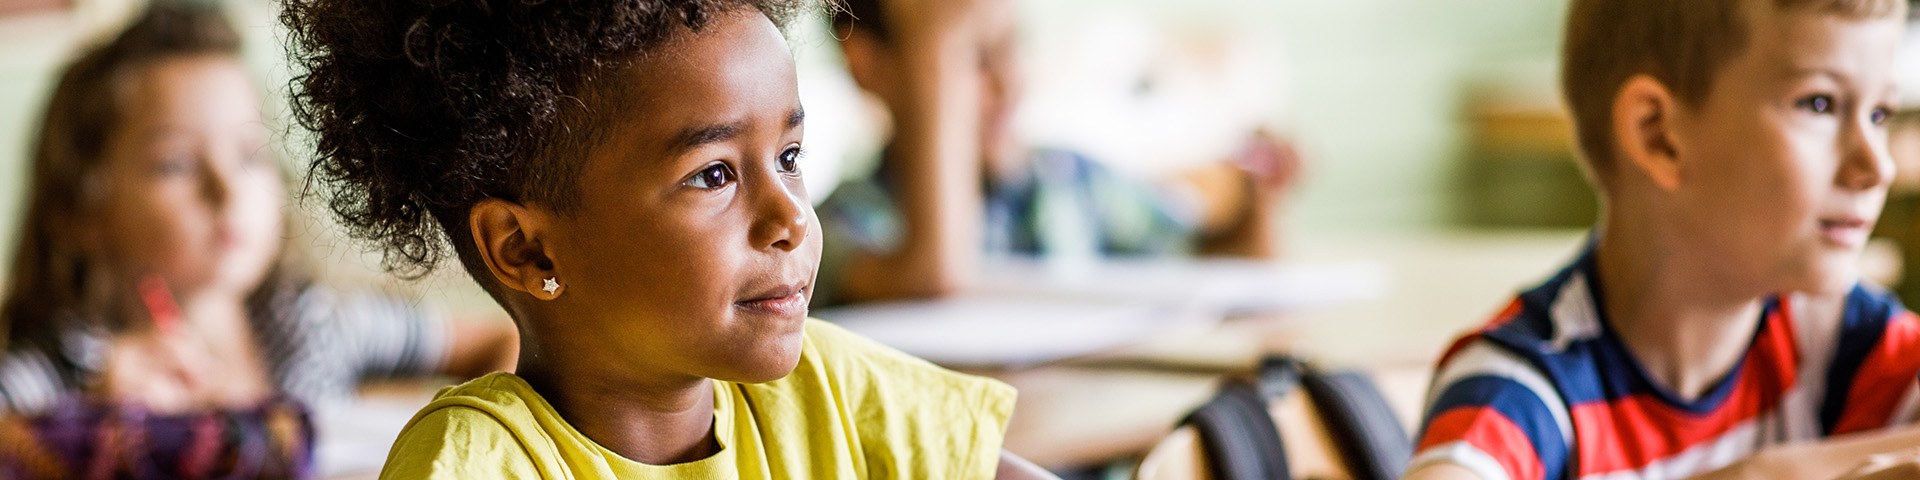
[112,196,215,286]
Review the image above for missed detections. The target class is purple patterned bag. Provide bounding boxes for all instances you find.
[0,397,313,480]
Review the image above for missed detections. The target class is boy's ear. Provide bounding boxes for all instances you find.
[1613,74,1684,192]
[468,199,562,300]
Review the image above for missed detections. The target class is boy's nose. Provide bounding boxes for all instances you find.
[750,176,810,253]
[1838,120,1893,191]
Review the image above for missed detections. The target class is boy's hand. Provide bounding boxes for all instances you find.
[1838,450,1920,480]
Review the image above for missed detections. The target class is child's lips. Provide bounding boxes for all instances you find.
[1819,216,1871,247]
[735,285,809,317]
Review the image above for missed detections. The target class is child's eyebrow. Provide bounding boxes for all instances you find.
[1785,67,1850,85]
[668,122,744,154]
[665,107,806,154]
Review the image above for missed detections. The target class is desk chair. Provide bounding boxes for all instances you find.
[1135,356,1411,480]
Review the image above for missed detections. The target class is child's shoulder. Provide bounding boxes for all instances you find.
[1468,257,1600,357]
[752,319,1015,477]
[1424,254,1611,414]
[425,371,540,408]
[381,373,550,479]
[406,372,544,437]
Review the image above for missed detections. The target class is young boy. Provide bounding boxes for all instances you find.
[280,0,1051,478]
[813,0,1300,304]
[1409,1,1920,480]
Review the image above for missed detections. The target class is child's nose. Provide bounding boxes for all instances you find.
[1838,120,1894,191]
[750,176,810,253]
[199,157,233,209]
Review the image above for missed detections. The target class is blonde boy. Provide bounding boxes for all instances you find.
[1409,1,1920,479]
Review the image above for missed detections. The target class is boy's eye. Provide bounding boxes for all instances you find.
[1796,95,1835,114]
[684,164,736,189]
[777,147,803,174]
[1871,107,1893,126]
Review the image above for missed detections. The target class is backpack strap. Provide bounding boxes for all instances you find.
[1299,366,1412,480]
[1179,355,1414,480]
[1184,379,1292,480]
[1183,357,1305,480]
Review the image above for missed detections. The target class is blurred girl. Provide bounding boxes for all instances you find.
[0,2,514,477]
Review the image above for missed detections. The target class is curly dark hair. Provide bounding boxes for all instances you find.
[281,0,817,285]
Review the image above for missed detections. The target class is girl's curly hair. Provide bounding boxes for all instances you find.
[281,0,813,282]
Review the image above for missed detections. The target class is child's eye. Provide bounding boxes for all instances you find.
[1871,107,1894,126]
[154,156,195,177]
[776,147,803,174]
[1796,95,1835,114]
[684,163,736,189]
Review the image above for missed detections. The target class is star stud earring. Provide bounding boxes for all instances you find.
[542,277,560,296]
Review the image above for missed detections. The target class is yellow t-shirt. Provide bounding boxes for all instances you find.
[379,319,1016,479]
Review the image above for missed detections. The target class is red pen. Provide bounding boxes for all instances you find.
[137,274,182,336]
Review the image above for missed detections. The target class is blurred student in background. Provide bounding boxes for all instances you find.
[0,2,515,477]
[814,0,1302,305]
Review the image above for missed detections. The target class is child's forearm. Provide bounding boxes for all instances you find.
[1177,163,1253,237]
[1688,426,1920,480]
[1177,163,1277,258]
[1196,203,1278,258]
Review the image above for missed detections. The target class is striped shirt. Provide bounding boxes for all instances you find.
[1412,249,1920,480]
[0,285,450,415]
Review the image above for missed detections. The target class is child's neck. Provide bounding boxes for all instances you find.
[516,350,721,466]
[1593,223,1767,402]
[175,288,275,406]
[177,287,250,331]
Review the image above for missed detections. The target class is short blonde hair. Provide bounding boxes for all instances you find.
[1561,0,1905,180]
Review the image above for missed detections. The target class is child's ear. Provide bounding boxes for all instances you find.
[1613,74,1684,192]
[841,31,894,99]
[468,199,561,300]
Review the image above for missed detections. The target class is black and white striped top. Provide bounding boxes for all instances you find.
[0,285,450,415]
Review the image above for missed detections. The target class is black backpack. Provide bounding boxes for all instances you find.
[1180,355,1412,480]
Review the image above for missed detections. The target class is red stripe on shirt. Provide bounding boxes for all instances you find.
[1573,311,1797,476]
[1832,310,1920,434]
[1484,299,1526,331]
[1419,406,1546,480]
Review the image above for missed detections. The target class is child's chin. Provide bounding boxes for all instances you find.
[728,361,800,385]
[724,336,806,384]
[1798,260,1861,296]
